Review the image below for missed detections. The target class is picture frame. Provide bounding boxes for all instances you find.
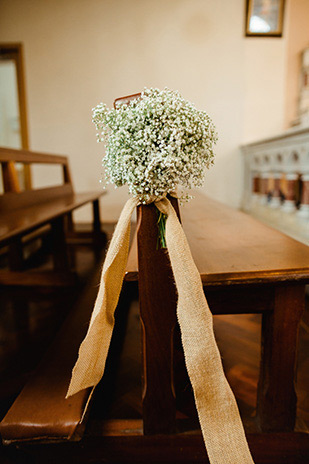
[245,0,285,37]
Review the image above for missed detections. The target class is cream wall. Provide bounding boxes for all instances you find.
[242,37,287,142]
[0,0,292,221]
[285,0,309,127]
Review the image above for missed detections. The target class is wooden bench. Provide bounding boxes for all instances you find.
[0,249,107,445]
[1,193,309,463]
[0,147,106,287]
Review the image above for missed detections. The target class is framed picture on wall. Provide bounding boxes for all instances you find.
[245,0,285,37]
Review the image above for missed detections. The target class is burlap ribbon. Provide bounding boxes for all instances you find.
[67,197,254,464]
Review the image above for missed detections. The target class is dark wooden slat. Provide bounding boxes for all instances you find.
[200,270,309,286]
[13,420,309,464]
[126,267,309,286]
[0,270,77,287]
[0,184,73,212]
[257,283,306,431]
[204,285,274,314]
[20,224,51,242]
[63,163,73,187]
[66,232,106,247]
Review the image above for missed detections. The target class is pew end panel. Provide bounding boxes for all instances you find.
[137,197,181,435]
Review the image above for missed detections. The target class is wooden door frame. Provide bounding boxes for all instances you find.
[0,43,31,189]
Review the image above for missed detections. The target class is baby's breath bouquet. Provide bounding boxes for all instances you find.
[92,88,217,247]
[92,88,217,203]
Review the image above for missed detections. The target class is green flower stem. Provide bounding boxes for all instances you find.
[156,208,167,249]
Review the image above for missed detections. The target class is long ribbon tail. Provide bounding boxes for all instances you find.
[156,198,254,464]
[66,197,139,398]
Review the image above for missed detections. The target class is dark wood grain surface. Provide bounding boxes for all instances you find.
[0,146,68,164]
[137,199,180,435]
[125,192,309,285]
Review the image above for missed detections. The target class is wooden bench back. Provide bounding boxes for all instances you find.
[0,147,74,212]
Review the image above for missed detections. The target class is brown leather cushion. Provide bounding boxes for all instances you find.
[0,264,103,444]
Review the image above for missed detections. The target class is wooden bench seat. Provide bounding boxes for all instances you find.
[0,147,106,286]
[0,191,103,246]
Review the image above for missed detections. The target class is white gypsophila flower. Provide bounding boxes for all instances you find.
[92,87,217,204]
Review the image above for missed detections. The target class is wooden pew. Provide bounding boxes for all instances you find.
[1,193,309,463]
[127,194,309,438]
[0,147,106,287]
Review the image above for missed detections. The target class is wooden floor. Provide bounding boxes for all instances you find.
[0,223,308,461]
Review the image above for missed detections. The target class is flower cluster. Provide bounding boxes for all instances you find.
[92,87,217,203]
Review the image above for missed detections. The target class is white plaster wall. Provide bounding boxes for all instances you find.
[242,37,287,143]
[0,0,289,221]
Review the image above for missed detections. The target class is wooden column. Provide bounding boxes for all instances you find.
[252,171,260,200]
[2,161,20,193]
[137,198,180,435]
[259,172,269,205]
[298,173,309,218]
[257,283,305,432]
[282,173,298,212]
[269,172,281,208]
